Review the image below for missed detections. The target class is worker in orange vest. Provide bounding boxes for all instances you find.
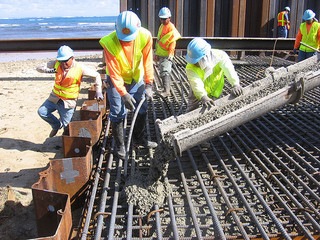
[99,11,157,159]
[294,9,320,62]
[277,6,290,38]
[155,7,181,97]
[37,45,103,138]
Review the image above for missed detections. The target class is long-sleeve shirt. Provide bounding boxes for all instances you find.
[37,59,102,108]
[158,22,177,56]
[103,34,154,97]
[294,22,320,49]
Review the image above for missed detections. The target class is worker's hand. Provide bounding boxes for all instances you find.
[122,93,136,111]
[200,95,214,114]
[231,84,243,97]
[46,69,57,73]
[145,83,154,99]
[168,55,174,61]
[95,92,104,101]
[293,48,298,55]
[154,55,159,62]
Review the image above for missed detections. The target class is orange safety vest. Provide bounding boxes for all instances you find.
[155,22,181,56]
[53,61,83,100]
[278,11,287,26]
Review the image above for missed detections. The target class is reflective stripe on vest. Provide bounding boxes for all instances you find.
[155,23,181,56]
[278,12,286,26]
[299,22,320,52]
[186,63,224,99]
[53,61,83,99]
[99,28,149,84]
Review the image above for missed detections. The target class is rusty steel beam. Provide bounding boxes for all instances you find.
[0,37,296,52]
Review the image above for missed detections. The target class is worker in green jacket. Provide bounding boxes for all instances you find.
[185,38,243,113]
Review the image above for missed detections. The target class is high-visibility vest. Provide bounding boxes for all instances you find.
[99,28,150,84]
[53,61,83,100]
[155,23,181,56]
[299,22,320,52]
[186,62,225,99]
[278,11,287,26]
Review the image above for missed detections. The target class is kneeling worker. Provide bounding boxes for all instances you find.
[184,38,243,112]
[37,45,103,138]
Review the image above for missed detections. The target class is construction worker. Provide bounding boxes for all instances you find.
[37,45,103,138]
[99,11,157,159]
[277,6,290,38]
[294,9,320,62]
[184,38,243,113]
[155,7,181,97]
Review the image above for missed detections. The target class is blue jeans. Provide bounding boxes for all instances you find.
[106,76,148,122]
[298,51,316,62]
[38,99,75,130]
[277,26,288,38]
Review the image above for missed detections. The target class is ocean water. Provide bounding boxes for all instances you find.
[0,16,116,40]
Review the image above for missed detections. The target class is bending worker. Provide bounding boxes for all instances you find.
[37,45,103,138]
[99,11,157,160]
[277,6,290,38]
[184,38,243,113]
[155,7,181,97]
[294,9,320,62]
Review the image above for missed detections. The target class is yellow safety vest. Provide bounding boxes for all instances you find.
[299,22,320,52]
[53,61,83,99]
[186,63,224,99]
[99,28,150,84]
[155,23,181,56]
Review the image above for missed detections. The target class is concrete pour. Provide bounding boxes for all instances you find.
[121,56,319,216]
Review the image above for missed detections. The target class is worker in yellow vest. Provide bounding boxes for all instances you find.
[294,9,320,62]
[99,11,157,159]
[184,38,243,113]
[37,45,103,138]
[155,7,181,97]
[277,6,290,38]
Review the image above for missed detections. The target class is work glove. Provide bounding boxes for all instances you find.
[168,55,174,61]
[293,48,298,55]
[200,95,214,114]
[122,93,136,111]
[145,83,154,98]
[95,92,104,101]
[46,69,57,73]
[231,84,243,97]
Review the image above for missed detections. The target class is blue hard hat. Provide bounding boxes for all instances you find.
[303,9,315,20]
[115,11,141,41]
[185,38,211,64]
[57,45,74,61]
[159,7,171,18]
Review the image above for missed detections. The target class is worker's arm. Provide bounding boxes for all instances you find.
[219,51,240,87]
[36,60,56,73]
[294,29,302,49]
[104,48,127,96]
[186,68,207,100]
[317,25,320,47]
[142,33,154,84]
[81,64,102,93]
[168,41,176,57]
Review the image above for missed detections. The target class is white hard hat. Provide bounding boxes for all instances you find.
[284,6,290,12]
[158,7,171,18]
[57,45,74,61]
[115,11,141,41]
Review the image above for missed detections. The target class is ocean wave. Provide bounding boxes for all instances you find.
[0,24,20,27]
[48,26,73,29]
[78,22,115,26]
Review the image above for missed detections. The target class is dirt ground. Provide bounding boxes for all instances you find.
[0,51,104,239]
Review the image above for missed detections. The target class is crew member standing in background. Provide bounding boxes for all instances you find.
[37,45,103,138]
[277,6,291,38]
[155,7,181,97]
[99,11,157,160]
[294,9,320,62]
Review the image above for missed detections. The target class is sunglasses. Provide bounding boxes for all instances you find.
[60,57,72,63]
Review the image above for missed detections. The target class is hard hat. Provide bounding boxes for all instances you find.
[115,11,141,41]
[303,9,315,20]
[284,6,290,12]
[159,7,171,18]
[185,38,211,64]
[57,45,74,61]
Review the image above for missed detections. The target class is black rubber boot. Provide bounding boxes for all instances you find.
[161,75,171,97]
[133,114,158,148]
[111,120,126,159]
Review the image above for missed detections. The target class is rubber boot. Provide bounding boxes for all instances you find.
[161,75,171,97]
[111,120,126,159]
[133,114,158,148]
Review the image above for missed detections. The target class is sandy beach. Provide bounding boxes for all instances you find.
[0,51,104,239]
